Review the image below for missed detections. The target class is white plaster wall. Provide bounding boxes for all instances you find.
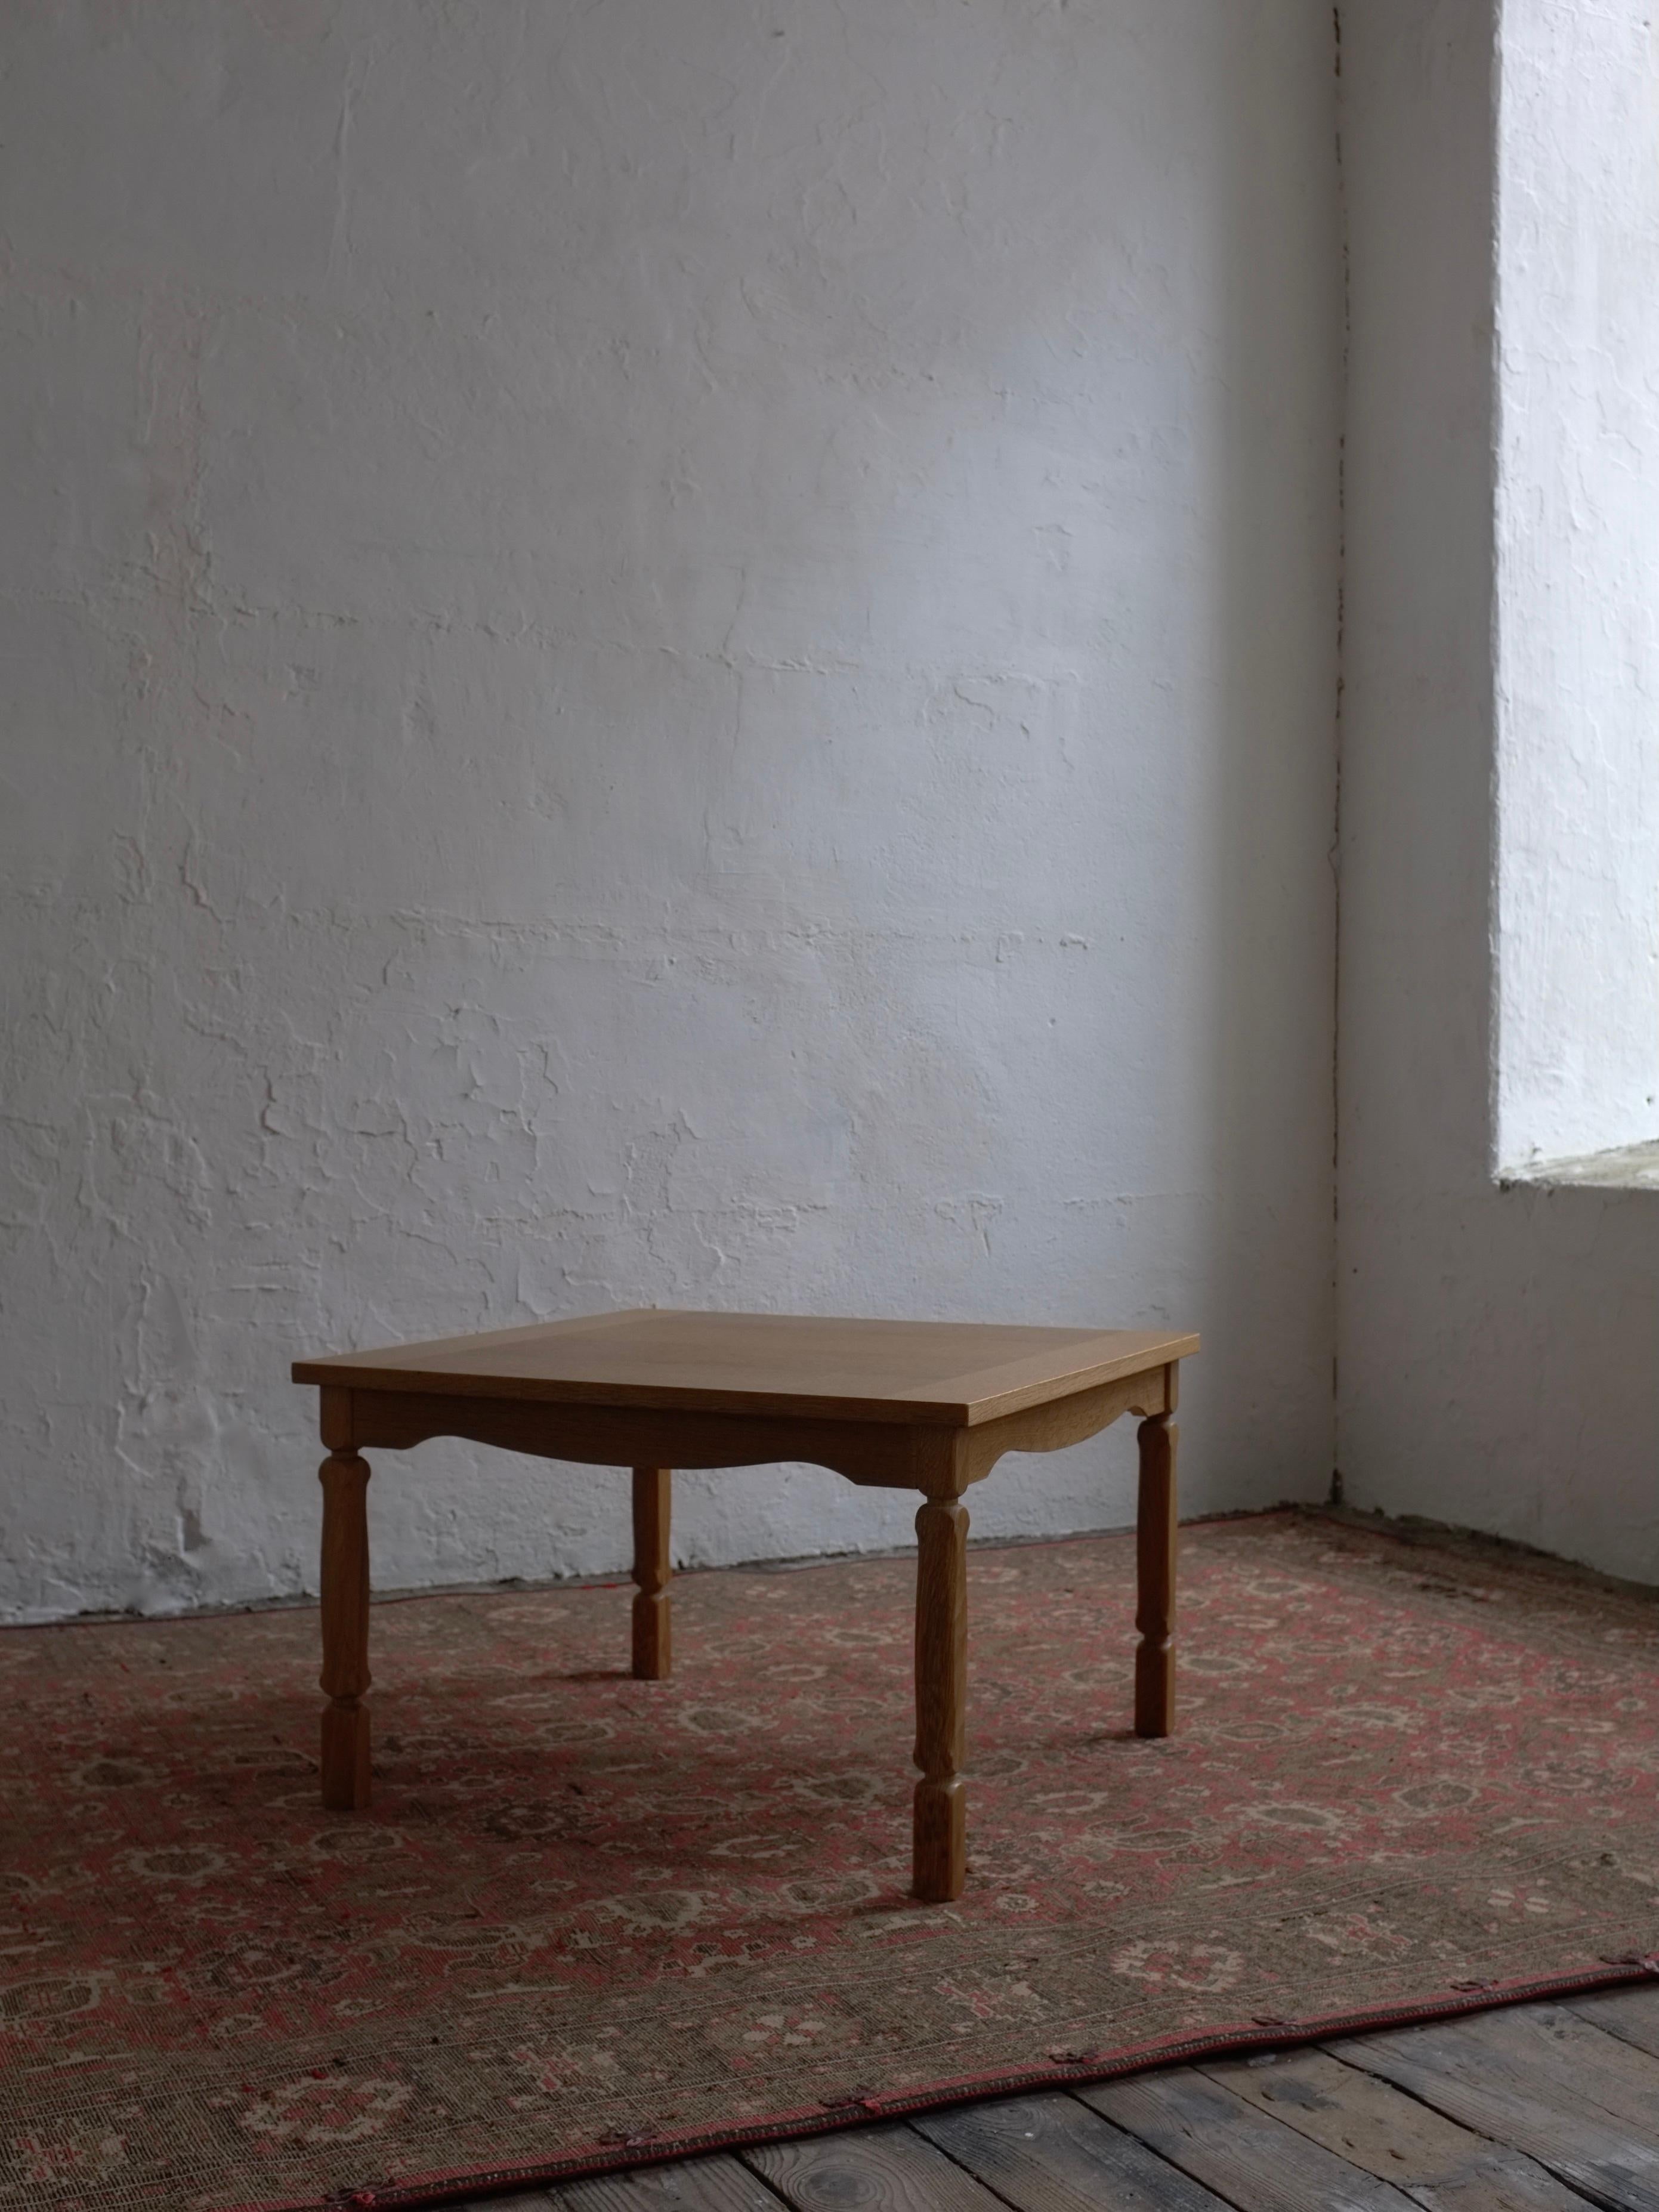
[1494,0,1659,1171]
[0,0,1341,1623]
[1337,0,1659,1580]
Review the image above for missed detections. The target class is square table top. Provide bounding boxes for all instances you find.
[293,1308,1198,1428]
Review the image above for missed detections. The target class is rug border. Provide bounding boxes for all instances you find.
[226,1952,1659,2212]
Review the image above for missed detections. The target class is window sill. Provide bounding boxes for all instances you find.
[1499,1138,1659,1191]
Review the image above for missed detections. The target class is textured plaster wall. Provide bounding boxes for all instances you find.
[1337,0,1659,1580]
[1495,0,1659,1171]
[0,1,1341,1623]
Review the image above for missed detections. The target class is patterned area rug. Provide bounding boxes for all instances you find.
[5,1510,1659,2212]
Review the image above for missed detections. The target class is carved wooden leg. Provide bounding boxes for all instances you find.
[319,1450,372,1810]
[631,1467,672,1680]
[913,1494,968,1902]
[1135,1412,1178,1737]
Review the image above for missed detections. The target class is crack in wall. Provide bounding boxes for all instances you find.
[1330,3,1351,1509]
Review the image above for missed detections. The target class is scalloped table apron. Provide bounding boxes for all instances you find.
[291,1307,1200,1905]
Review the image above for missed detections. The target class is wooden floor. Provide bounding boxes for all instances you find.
[469,1984,1659,2211]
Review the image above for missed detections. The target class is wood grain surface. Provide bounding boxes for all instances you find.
[1080,2065,1421,2212]
[1566,1985,1659,2062]
[547,2151,785,2208]
[630,1466,672,1680]
[743,2123,1006,2208]
[916,2089,1234,2210]
[317,1447,372,1811]
[1133,1411,1177,1737]
[1327,2005,1659,2212]
[912,1494,969,1901]
[1204,2045,1595,2210]
[294,1307,1198,1427]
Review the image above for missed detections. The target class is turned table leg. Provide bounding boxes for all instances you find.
[319,1448,373,1809]
[1135,1410,1178,1737]
[913,1494,968,1903]
[631,1466,672,1680]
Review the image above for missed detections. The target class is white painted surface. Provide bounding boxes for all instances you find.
[1337,0,1659,1583]
[0,2,1340,1622]
[1495,0,1659,1171]
[1506,1138,1659,1191]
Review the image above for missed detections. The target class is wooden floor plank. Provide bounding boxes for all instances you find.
[1565,1988,1659,2065]
[459,2195,558,2211]
[915,2087,1235,2211]
[555,2154,788,2209]
[508,2153,786,2211]
[742,2121,1008,2209]
[1327,2006,1659,2212]
[1203,2044,1600,2211]
[1079,2064,1420,2212]
[1341,2003,1659,2139]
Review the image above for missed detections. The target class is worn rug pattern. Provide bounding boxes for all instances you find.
[4,1512,1659,2211]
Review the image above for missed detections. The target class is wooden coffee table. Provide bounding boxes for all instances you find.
[292,1308,1197,1903]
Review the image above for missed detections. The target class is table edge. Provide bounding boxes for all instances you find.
[290,1334,1200,1428]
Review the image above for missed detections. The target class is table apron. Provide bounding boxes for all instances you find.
[325,1365,1175,1493]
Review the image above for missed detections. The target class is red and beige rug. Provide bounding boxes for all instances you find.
[4,1510,1658,2211]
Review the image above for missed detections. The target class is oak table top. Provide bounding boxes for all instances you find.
[292,1306,1198,1426]
[294,1306,1198,1905]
